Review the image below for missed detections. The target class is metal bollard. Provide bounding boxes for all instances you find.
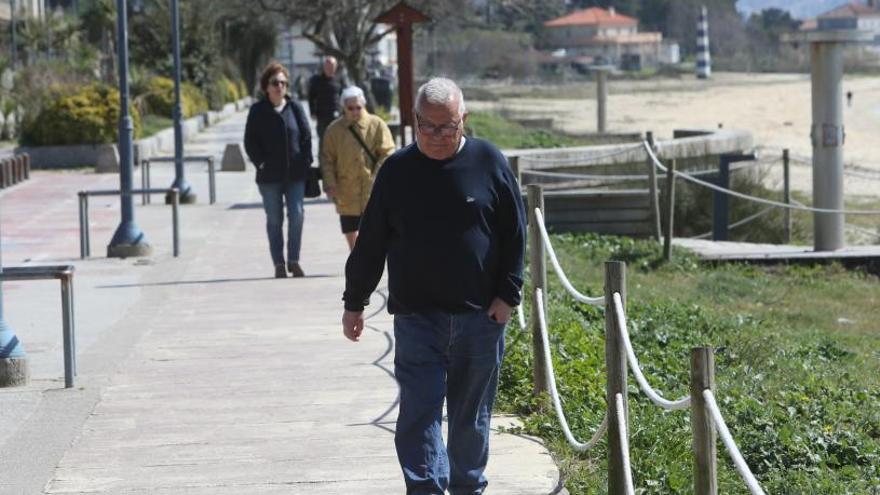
[208,158,216,204]
[1,159,10,188]
[61,273,75,388]
[141,160,149,205]
[171,188,180,257]
[78,192,90,259]
[22,153,30,180]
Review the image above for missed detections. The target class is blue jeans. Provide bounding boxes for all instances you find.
[393,311,506,495]
[258,181,305,266]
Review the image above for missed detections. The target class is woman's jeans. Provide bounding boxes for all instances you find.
[258,181,304,266]
[393,311,506,495]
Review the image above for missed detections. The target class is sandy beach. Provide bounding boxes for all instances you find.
[469,72,880,198]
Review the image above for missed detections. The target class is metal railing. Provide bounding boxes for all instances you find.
[141,155,216,204]
[0,265,77,388]
[78,188,180,259]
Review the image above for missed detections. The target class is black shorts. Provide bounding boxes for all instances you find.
[340,215,361,234]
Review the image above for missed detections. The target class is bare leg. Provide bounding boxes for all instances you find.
[345,231,358,251]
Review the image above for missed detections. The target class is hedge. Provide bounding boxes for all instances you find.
[20,83,142,146]
[143,76,209,119]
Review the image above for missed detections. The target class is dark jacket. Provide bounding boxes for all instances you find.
[307,73,345,121]
[343,138,526,314]
[244,97,313,184]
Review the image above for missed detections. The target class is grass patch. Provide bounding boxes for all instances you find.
[466,111,609,149]
[498,234,880,493]
[141,114,173,138]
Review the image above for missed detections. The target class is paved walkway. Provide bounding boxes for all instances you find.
[0,110,562,494]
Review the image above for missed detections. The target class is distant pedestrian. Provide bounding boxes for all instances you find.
[341,77,526,494]
[321,86,395,251]
[847,90,853,107]
[244,61,313,279]
[308,56,347,162]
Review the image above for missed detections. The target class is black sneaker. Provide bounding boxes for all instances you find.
[274,264,287,278]
[288,262,305,278]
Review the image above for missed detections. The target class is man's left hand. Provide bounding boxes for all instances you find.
[487,298,513,324]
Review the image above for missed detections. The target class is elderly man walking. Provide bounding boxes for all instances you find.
[341,77,525,495]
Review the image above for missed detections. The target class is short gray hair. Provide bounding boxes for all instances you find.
[415,77,466,115]
[340,86,366,107]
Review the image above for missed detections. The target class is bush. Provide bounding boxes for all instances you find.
[142,76,209,119]
[20,83,142,146]
[205,76,241,111]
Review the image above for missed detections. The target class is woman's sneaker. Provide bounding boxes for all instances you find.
[274,264,287,278]
[288,262,305,278]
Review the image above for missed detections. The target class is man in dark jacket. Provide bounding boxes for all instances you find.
[244,62,313,278]
[341,77,525,495]
[308,56,346,163]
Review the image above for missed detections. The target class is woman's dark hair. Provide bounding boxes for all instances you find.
[259,61,290,93]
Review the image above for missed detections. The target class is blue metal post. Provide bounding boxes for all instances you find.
[107,0,152,258]
[712,156,730,241]
[0,201,25,360]
[169,0,195,204]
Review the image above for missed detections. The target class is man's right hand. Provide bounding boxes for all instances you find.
[325,186,336,199]
[343,310,364,342]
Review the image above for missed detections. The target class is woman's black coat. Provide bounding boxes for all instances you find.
[244,97,313,184]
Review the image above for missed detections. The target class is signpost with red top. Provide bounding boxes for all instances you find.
[375,2,430,146]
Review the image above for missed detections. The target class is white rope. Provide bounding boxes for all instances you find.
[520,144,644,166]
[533,208,605,306]
[645,141,880,216]
[612,293,691,410]
[615,392,636,495]
[516,303,526,331]
[522,170,648,181]
[535,289,608,451]
[703,389,767,495]
[688,206,776,240]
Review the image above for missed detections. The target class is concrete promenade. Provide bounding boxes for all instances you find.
[0,109,562,494]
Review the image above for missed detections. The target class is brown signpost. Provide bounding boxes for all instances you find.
[376,1,430,146]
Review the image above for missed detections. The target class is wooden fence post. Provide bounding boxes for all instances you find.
[605,261,628,494]
[783,149,791,244]
[646,131,662,242]
[527,185,548,397]
[663,159,676,261]
[691,346,717,495]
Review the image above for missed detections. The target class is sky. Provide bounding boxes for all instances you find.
[735,0,853,20]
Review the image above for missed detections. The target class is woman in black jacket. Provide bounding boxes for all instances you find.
[244,62,313,278]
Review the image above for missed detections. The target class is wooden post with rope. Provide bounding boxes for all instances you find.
[691,346,717,495]
[527,185,548,397]
[605,261,628,493]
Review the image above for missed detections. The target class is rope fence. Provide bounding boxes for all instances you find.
[646,141,880,216]
[527,209,772,493]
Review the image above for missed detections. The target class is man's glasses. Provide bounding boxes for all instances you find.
[269,79,288,88]
[415,114,461,137]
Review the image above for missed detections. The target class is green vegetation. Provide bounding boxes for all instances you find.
[20,83,142,146]
[140,114,173,138]
[466,111,611,149]
[498,234,880,494]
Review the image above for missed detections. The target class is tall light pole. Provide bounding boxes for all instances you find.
[10,0,16,69]
[107,0,152,258]
[169,0,195,204]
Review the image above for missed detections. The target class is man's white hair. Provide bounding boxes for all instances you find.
[340,86,366,106]
[415,77,466,115]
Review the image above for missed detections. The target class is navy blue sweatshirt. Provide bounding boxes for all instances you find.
[343,138,526,314]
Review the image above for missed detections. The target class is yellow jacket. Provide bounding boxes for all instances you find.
[321,111,395,216]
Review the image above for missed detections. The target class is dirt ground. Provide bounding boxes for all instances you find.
[467,72,880,198]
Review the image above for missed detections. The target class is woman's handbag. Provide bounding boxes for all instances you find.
[305,166,321,198]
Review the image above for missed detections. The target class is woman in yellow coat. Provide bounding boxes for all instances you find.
[321,86,396,250]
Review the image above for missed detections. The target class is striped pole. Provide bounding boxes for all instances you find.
[696,6,711,79]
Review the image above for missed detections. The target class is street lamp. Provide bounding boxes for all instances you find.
[168,0,195,204]
[0,201,28,387]
[107,0,152,258]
